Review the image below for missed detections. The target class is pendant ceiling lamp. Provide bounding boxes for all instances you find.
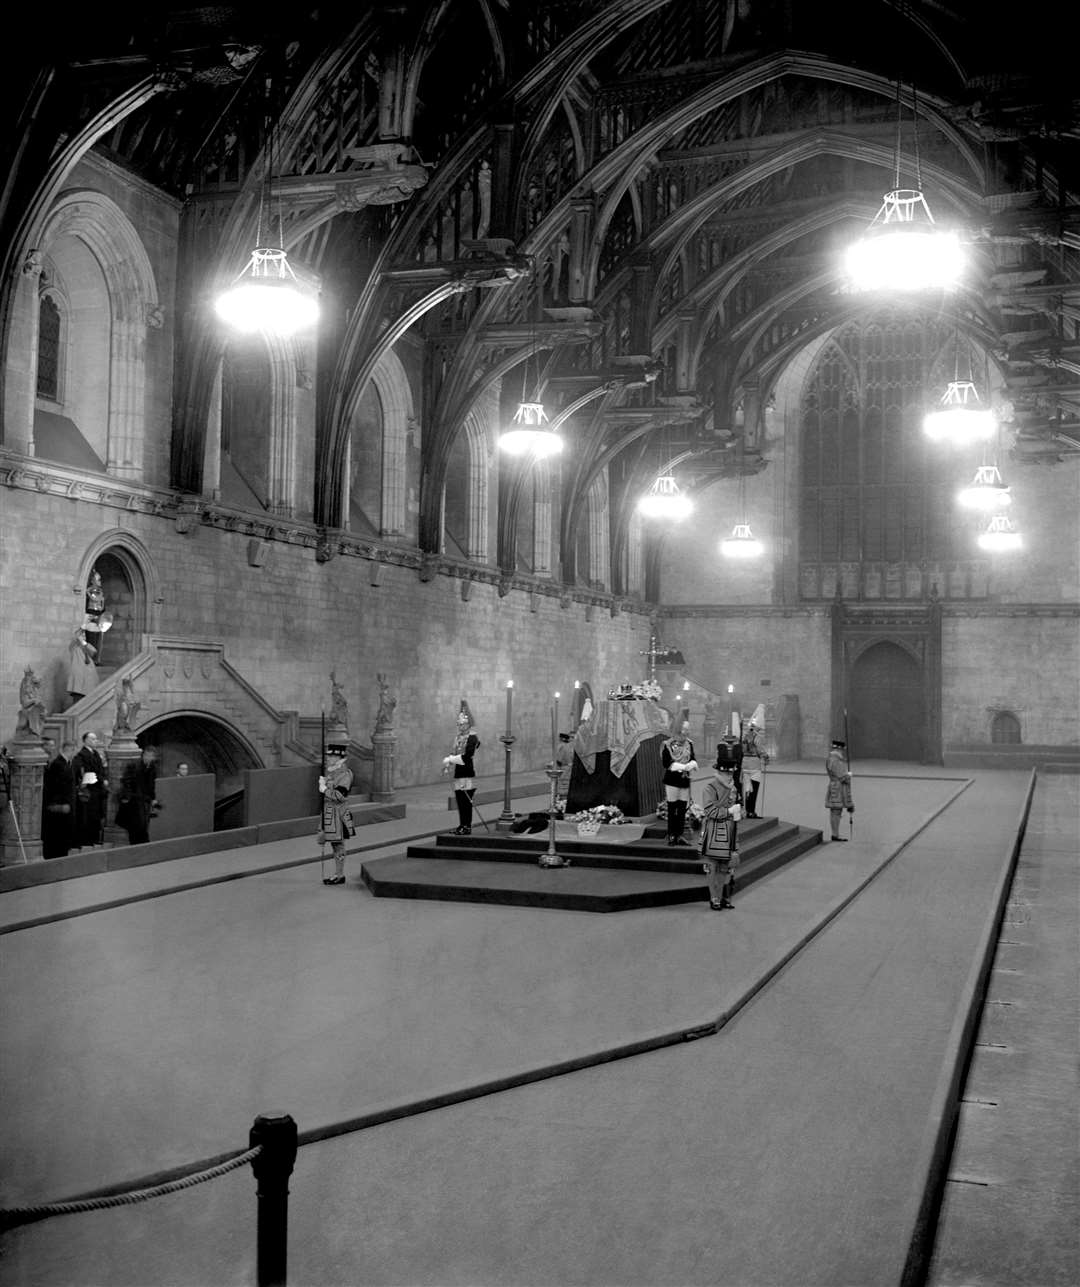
[844,83,964,293]
[720,439,763,558]
[721,521,765,558]
[499,296,562,458]
[957,463,1011,511]
[499,400,563,458]
[977,513,1023,552]
[215,79,318,337]
[923,379,996,445]
[638,471,693,520]
[923,331,995,445]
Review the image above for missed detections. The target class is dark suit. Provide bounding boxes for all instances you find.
[42,755,77,858]
[73,744,109,847]
[117,759,157,845]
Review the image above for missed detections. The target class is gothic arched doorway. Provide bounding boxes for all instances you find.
[137,714,262,830]
[849,641,924,762]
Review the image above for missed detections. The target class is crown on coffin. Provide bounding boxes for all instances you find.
[607,679,662,701]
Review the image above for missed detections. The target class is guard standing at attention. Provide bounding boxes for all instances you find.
[825,738,855,841]
[319,737,354,886]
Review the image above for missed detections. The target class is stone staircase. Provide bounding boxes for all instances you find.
[361,814,822,912]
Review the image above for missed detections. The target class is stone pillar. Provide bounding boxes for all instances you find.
[370,731,396,802]
[3,733,47,864]
[104,732,142,847]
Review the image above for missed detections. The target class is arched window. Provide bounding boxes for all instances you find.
[991,711,1022,744]
[37,295,62,401]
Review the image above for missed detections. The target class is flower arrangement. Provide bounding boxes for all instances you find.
[656,798,704,829]
[570,804,627,826]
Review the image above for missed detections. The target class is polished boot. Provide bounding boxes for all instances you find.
[745,782,759,818]
[455,789,474,834]
[670,800,689,845]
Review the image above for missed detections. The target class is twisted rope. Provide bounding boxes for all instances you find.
[1,1145,262,1230]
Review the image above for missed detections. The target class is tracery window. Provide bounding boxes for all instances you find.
[798,314,957,599]
[37,294,62,401]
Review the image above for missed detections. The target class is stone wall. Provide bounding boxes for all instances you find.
[0,485,653,785]
[658,609,833,757]
[942,612,1080,749]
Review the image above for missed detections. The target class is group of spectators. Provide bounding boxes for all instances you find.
[38,733,159,858]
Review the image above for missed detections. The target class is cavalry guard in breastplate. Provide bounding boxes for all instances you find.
[740,704,770,818]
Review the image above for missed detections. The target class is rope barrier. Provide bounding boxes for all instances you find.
[0,1145,262,1230]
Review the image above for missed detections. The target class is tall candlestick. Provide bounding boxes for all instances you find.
[498,680,516,827]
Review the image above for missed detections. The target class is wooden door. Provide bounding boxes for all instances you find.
[849,641,923,761]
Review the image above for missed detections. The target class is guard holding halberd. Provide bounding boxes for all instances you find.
[824,738,854,841]
[319,733,354,885]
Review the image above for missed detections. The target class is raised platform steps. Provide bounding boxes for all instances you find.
[361,815,822,911]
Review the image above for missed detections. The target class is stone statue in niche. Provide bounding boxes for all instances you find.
[374,673,396,733]
[85,569,105,622]
[114,676,140,733]
[16,666,46,736]
[330,670,349,729]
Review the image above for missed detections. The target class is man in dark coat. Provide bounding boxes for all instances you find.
[117,748,159,845]
[73,731,109,848]
[42,741,78,859]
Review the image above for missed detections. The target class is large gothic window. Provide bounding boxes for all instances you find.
[798,313,959,600]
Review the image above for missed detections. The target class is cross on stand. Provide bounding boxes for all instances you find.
[640,634,677,680]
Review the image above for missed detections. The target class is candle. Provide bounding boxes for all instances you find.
[552,692,560,761]
[505,680,513,735]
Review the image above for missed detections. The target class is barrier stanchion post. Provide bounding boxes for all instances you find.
[250,1112,298,1287]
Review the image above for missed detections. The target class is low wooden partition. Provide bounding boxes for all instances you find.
[152,772,216,841]
[243,764,322,827]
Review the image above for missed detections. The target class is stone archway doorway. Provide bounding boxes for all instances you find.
[849,641,924,762]
[137,714,262,830]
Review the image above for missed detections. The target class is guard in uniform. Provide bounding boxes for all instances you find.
[740,705,770,818]
[318,738,354,885]
[825,738,854,840]
[443,701,480,835]
[699,749,744,909]
[660,720,698,846]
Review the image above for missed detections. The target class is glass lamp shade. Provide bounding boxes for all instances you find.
[977,514,1023,552]
[637,474,693,520]
[499,427,563,458]
[215,248,319,335]
[720,522,764,558]
[845,191,965,292]
[499,401,562,457]
[957,464,1011,511]
[923,382,996,445]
